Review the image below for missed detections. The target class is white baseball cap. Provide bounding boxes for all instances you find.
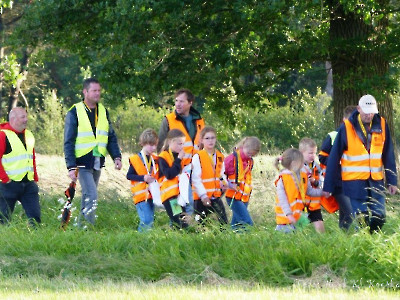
[359,94,378,114]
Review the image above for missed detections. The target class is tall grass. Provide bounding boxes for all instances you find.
[1,154,400,292]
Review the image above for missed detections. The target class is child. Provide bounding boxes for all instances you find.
[225,136,261,230]
[158,129,189,229]
[299,138,325,233]
[192,126,228,225]
[274,148,323,232]
[127,128,159,232]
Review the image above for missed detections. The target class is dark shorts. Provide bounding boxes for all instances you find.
[308,209,323,223]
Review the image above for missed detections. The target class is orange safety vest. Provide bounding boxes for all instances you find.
[341,118,385,181]
[304,162,322,211]
[275,171,307,225]
[129,154,158,205]
[225,150,253,203]
[165,112,205,168]
[192,150,224,200]
[158,151,181,203]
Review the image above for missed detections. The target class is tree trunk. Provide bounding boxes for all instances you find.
[328,1,394,137]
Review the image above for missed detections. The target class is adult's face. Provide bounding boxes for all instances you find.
[357,106,375,124]
[175,92,192,116]
[83,83,101,107]
[9,108,28,132]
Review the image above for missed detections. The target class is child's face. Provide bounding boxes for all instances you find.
[169,137,185,153]
[142,143,157,155]
[201,132,217,152]
[301,146,317,164]
[243,146,259,158]
[290,159,303,173]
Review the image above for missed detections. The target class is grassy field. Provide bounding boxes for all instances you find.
[1,154,399,298]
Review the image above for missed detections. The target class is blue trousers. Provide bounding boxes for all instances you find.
[226,197,253,229]
[78,168,101,225]
[0,181,40,226]
[135,200,154,232]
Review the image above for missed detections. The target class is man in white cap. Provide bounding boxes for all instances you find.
[323,94,397,233]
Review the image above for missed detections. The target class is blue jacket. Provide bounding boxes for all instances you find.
[64,102,121,170]
[323,111,397,198]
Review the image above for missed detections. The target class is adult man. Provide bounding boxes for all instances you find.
[64,78,122,226]
[319,105,356,230]
[0,107,40,226]
[323,95,397,233]
[157,88,205,214]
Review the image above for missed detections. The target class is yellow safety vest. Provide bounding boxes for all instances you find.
[73,102,109,158]
[1,129,35,181]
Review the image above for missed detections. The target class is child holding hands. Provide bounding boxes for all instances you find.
[192,126,228,225]
[274,148,323,233]
[127,129,160,232]
[225,136,261,229]
[158,129,189,229]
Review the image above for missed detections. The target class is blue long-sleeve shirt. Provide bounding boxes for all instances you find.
[323,111,397,199]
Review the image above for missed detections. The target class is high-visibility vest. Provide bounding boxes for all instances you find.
[192,150,224,200]
[275,171,307,225]
[341,118,385,181]
[165,112,205,168]
[304,162,322,211]
[73,102,109,158]
[225,150,253,203]
[129,154,158,205]
[1,129,35,181]
[158,151,181,203]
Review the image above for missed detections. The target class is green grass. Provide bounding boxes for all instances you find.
[1,154,400,297]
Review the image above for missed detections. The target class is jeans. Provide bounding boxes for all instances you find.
[135,200,154,232]
[350,181,386,233]
[0,181,40,226]
[185,184,194,215]
[78,168,101,225]
[334,192,353,230]
[226,197,253,229]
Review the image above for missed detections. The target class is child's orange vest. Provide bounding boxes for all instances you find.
[225,150,253,203]
[158,151,182,203]
[129,154,159,205]
[275,171,307,225]
[304,162,322,211]
[192,149,224,200]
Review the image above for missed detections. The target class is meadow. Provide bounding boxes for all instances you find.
[1,154,400,299]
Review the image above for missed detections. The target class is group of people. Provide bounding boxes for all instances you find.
[275,95,397,233]
[0,77,397,234]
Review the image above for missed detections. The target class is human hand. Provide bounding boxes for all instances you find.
[388,185,398,195]
[68,169,78,181]
[201,197,212,207]
[114,158,122,170]
[287,214,296,224]
[322,191,331,198]
[178,150,185,160]
[144,175,155,183]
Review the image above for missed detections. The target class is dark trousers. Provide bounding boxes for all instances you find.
[334,192,353,230]
[0,181,41,226]
[163,198,188,229]
[194,197,228,225]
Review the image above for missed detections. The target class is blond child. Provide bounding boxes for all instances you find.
[224,136,261,230]
[274,148,323,233]
[192,126,228,225]
[299,138,325,233]
[127,129,159,232]
[158,129,189,229]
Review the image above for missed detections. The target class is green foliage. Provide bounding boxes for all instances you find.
[0,53,25,87]
[28,90,66,155]
[109,97,167,153]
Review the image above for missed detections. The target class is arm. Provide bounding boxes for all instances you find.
[158,157,182,180]
[33,148,39,182]
[64,108,78,170]
[157,117,169,153]
[191,154,207,199]
[0,131,9,183]
[318,135,333,168]
[382,121,397,187]
[276,178,293,216]
[323,125,347,194]
[105,109,122,160]
[126,161,145,182]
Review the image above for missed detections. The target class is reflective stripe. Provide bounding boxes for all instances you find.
[98,142,108,148]
[6,166,34,176]
[75,143,98,149]
[370,153,382,159]
[131,189,148,197]
[183,141,193,147]
[202,178,217,183]
[342,153,370,161]
[97,129,108,136]
[160,184,179,195]
[77,131,94,138]
[342,166,371,172]
[2,154,33,164]
[371,167,383,173]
